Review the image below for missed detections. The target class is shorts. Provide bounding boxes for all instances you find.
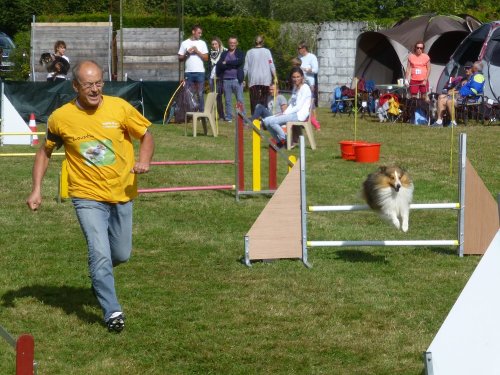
[409,80,429,95]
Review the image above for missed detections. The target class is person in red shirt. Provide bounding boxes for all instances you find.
[405,41,431,98]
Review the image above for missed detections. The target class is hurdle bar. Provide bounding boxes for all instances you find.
[138,185,235,194]
[150,160,234,166]
[0,325,37,374]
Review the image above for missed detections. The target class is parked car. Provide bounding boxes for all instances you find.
[0,32,16,72]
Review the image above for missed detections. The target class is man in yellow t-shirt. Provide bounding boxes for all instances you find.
[26,60,155,333]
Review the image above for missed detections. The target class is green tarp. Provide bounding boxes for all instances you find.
[2,80,179,123]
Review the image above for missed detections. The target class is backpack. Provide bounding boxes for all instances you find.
[331,86,343,113]
[365,80,375,93]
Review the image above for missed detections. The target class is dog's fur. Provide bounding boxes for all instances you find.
[362,165,414,232]
[39,53,70,76]
[39,53,53,69]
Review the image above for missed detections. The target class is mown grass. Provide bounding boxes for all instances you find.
[0,109,498,374]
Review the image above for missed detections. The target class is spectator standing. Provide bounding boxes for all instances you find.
[263,67,311,148]
[209,37,227,120]
[47,40,70,82]
[216,36,246,122]
[297,41,318,105]
[244,35,276,116]
[405,41,431,98]
[26,60,155,333]
[178,25,209,111]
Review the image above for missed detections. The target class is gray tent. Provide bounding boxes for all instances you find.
[436,21,500,103]
[354,14,481,90]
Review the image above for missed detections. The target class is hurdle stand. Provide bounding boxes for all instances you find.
[235,103,295,201]
[0,325,37,374]
[244,133,499,266]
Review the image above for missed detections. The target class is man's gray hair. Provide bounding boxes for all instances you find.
[473,61,483,71]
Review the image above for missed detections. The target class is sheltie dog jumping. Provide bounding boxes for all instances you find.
[362,165,414,232]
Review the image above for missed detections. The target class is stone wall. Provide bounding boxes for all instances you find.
[316,22,368,107]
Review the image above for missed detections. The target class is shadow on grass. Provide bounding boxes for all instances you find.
[334,249,389,263]
[1,285,102,324]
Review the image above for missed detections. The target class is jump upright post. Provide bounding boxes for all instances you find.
[0,325,36,375]
[244,133,499,266]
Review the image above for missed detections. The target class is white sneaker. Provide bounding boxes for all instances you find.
[450,120,457,127]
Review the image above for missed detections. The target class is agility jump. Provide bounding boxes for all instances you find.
[244,133,499,266]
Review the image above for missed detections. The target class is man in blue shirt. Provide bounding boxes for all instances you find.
[216,36,246,122]
[433,61,485,127]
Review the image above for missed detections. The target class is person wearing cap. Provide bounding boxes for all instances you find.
[433,61,484,127]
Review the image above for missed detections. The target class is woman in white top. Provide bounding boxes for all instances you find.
[209,37,226,119]
[263,67,311,148]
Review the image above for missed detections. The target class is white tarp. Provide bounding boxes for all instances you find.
[425,230,500,374]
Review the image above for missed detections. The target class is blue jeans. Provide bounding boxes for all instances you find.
[223,79,245,120]
[72,198,133,322]
[263,112,299,142]
[185,72,205,112]
[251,103,272,120]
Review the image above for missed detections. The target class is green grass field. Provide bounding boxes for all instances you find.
[0,109,498,374]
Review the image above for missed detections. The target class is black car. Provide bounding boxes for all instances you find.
[0,32,16,72]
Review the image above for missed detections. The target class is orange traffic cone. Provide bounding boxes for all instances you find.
[28,113,39,146]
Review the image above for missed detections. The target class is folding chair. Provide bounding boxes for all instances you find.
[455,94,485,126]
[286,110,317,150]
[185,92,218,137]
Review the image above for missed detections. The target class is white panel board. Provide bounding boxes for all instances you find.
[426,230,500,374]
[1,93,32,145]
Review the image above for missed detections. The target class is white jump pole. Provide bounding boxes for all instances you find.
[299,133,467,263]
[308,240,459,247]
[309,203,460,212]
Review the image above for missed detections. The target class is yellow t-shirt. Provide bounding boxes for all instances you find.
[45,95,151,203]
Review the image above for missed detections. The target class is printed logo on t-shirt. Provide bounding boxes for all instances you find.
[102,121,119,129]
[81,139,115,166]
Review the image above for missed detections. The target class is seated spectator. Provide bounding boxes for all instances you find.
[263,67,311,148]
[250,85,288,126]
[432,61,485,127]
